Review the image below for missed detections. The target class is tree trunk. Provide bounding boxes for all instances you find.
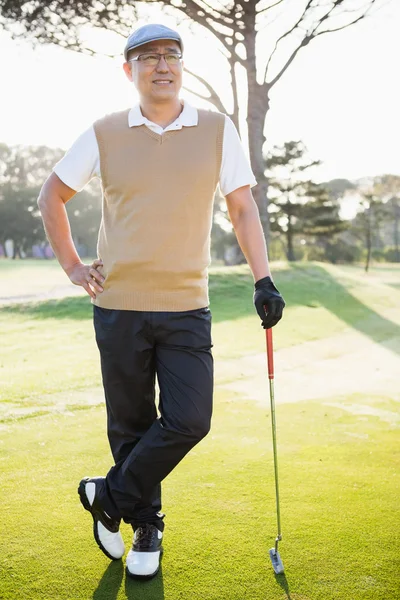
[393,198,400,262]
[229,56,240,132]
[365,239,371,272]
[286,217,295,262]
[365,206,372,273]
[243,6,270,245]
[246,80,270,244]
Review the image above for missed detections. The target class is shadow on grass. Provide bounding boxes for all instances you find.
[284,263,400,356]
[208,262,400,357]
[124,565,164,599]
[91,561,164,600]
[0,296,92,320]
[2,262,400,355]
[92,560,124,600]
[274,572,292,599]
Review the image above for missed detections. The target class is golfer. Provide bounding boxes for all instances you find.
[37,23,285,579]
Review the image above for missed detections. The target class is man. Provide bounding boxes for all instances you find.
[37,23,285,580]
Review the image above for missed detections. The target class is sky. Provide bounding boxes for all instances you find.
[0,0,398,194]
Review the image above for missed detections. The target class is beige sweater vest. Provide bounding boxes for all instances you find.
[92,108,225,311]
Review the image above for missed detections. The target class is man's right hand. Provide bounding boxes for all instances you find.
[66,258,105,300]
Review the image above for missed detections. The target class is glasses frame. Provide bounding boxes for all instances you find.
[129,52,183,66]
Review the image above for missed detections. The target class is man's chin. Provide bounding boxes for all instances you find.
[150,90,179,101]
[153,87,175,94]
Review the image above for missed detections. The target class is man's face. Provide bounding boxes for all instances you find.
[123,39,183,102]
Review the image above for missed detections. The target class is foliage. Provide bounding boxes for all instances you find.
[0,142,102,257]
[0,143,62,255]
[322,178,356,199]
[350,190,394,271]
[265,141,346,261]
[372,174,400,261]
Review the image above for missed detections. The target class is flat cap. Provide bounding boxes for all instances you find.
[124,24,183,60]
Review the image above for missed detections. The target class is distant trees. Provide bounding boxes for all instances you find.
[350,193,385,272]
[2,139,400,270]
[0,143,102,258]
[373,175,400,262]
[345,175,400,271]
[265,141,346,261]
[212,145,400,267]
[215,148,400,267]
[0,144,59,257]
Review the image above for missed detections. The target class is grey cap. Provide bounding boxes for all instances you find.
[124,24,183,60]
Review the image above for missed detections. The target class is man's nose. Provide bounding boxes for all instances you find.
[156,56,169,72]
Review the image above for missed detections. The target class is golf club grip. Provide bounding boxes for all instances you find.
[266,327,274,379]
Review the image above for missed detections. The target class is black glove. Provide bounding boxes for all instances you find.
[253,276,285,329]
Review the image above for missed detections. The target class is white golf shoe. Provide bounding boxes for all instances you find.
[78,476,125,560]
[126,523,163,579]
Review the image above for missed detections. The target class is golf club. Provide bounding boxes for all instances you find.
[266,326,284,574]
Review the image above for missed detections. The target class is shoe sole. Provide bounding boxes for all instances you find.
[77,479,122,561]
[125,548,164,580]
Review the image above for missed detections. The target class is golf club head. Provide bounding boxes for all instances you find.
[269,548,284,574]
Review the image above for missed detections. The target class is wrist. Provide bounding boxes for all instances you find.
[64,260,83,277]
[254,275,273,289]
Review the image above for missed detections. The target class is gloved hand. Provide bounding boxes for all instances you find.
[253,276,285,329]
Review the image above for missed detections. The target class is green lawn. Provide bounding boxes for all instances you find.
[1,260,400,405]
[0,260,399,599]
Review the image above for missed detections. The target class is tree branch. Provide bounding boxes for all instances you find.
[256,0,285,17]
[180,0,234,34]
[193,0,233,22]
[183,67,227,113]
[263,0,314,83]
[267,35,312,89]
[314,10,372,37]
[265,0,378,90]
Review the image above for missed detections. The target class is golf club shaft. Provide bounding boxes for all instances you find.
[266,328,282,545]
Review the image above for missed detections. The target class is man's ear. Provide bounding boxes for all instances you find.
[123,61,133,82]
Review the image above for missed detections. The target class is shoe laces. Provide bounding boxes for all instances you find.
[134,524,157,550]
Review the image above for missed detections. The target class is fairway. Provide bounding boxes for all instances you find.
[1,261,399,600]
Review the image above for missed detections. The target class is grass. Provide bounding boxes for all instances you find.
[0,258,76,297]
[1,391,399,599]
[0,259,400,599]
[1,260,400,406]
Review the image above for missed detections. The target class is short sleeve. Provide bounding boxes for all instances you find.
[219,116,257,197]
[53,126,100,192]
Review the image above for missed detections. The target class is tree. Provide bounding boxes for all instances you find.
[0,0,383,240]
[0,142,102,257]
[323,178,356,200]
[0,143,63,256]
[350,192,386,272]
[265,140,345,261]
[372,174,400,262]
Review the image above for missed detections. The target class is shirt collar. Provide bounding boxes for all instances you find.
[128,99,198,128]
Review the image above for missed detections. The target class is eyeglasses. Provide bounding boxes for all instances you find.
[129,52,183,66]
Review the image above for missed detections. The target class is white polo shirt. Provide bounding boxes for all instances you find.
[53,100,257,197]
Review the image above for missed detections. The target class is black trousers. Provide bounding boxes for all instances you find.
[93,305,213,528]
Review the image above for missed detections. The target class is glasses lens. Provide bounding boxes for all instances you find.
[138,53,181,65]
[165,54,181,64]
[140,54,159,65]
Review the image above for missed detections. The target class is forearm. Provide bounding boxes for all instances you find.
[37,193,82,276]
[231,205,271,282]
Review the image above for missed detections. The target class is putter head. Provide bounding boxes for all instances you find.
[269,548,284,574]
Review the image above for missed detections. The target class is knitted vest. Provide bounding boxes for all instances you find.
[92,107,225,311]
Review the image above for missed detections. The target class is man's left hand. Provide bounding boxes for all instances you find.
[253,276,285,329]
